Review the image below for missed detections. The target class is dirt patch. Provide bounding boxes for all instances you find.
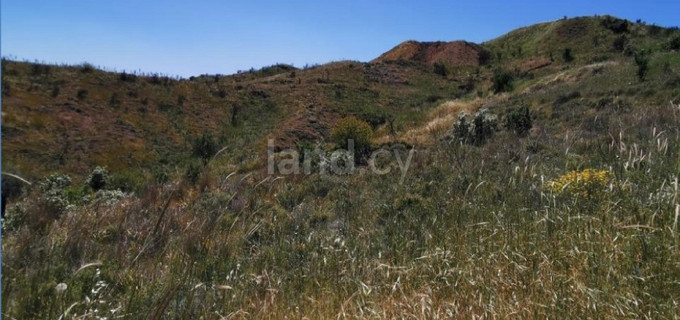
[268,104,340,151]
[519,58,552,72]
[364,63,408,84]
[372,40,485,67]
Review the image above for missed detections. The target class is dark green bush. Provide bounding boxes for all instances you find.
[601,16,629,34]
[87,166,109,191]
[668,36,680,51]
[80,63,95,73]
[433,61,449,77]
[77,88,88,100]
[119,72,137,82]
[505,106,533,136]
[492,70,514,93]
[613,35,628,52]
[634,50,649,81]
[192,131,218,165]
[563,48,574,62]
[185,162,202,185]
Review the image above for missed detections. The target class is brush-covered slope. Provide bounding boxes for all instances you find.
[2,15,680,319]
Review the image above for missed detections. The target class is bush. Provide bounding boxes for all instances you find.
[668,36,680,51]
[350,106,393,129]
[330,116,373,155]
[153,166,170,184]
[119,72,137,82]
[504,105,533,136]
[634,50,649,81]
[2,79,10,97]
[452,108,498,145]
[613,35,628,52]
[192,131,218,165]
[185,162,202,185]
[108,169,144,193]
[491,70,514,94]
[87,166,109,191]
[80,63,95,73]
[39,173,73,218]
[77,88,88,100]
[563,48,574,63]
[601,16,629,34]
[548,169,612,199]
[51,86,60,97]
[433,61,449,77]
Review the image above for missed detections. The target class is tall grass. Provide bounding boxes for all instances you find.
[2,99,679,318]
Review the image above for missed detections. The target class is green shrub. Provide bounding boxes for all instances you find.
[668,36,680,51]
[563,48,574,62]
[108,169,144,193]
[87,166,109,191]
[330,116,373,155]
[153,166,170,184]
[491,70,514,93]
[119,72,137,82]
[601,16,629,34]
[80,63,95,73]
[185,162,202,185]
[452,108,498,145]
[1,79,10,96]
[350,106,392,129]
[192,131,218,165]
[39,173,73,217]
[433,61,449,77]
[613,35,628,52]
[51,86,60,97]
[505,105,533,136]
[77,88,88,100]
[634,50,649,81]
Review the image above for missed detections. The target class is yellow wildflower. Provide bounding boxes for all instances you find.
[548,169,612,199]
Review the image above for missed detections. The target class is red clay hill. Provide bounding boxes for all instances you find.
[372,40,488,66]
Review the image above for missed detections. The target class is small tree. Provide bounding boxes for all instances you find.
[505,106,533,136]
[634,50,649,81]
[331,116,373,155]
[192,131,218,165]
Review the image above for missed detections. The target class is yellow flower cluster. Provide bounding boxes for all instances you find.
[548,169,612,199]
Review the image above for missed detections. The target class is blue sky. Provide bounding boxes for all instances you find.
[2,0,679,77]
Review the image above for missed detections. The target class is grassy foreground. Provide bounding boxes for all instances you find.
[3,99,679,318]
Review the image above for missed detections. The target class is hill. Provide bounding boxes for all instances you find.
[372,40,488,66]
[2,15,680,318]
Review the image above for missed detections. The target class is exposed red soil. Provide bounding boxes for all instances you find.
[518,58,553,72]
[372,40,486,67]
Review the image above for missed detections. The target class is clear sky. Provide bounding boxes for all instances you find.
[2,0,679,77]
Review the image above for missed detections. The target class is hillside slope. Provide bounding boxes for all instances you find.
[2,15,680,319]
[372,40,488,66]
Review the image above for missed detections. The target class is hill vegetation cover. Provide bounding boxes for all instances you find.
[2,15,680,318]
